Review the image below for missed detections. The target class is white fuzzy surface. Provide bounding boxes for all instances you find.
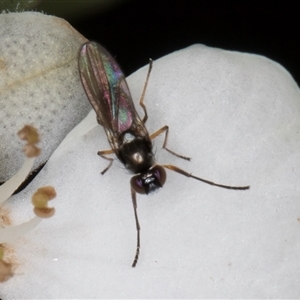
[0,12,90,181]
[1,44,300,298]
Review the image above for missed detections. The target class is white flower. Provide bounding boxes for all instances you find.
[0,125,57,282]
[1,12,300,299]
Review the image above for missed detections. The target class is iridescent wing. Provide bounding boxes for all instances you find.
[78,41,148,151]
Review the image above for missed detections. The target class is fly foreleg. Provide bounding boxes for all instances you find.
[97,149,114,175]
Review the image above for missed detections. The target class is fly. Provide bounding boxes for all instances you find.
[78,41,250,267]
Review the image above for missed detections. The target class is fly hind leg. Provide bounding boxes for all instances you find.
[150,125,191,161]
[97,149,114,175]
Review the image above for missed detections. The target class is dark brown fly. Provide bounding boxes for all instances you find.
[78,41,250,267]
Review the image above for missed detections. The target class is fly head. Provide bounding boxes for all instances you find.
[130,165,167,194]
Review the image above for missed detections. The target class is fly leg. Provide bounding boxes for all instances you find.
[97,149,114,175]
[162,164,250,190]
[139,59,153,124]
[150,125,191,161]
[131,188,141,267]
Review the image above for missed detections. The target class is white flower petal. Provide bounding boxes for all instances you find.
[1,44,300,298]
[0,12,90,181]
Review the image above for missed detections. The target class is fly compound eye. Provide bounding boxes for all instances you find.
[130,175,146,194]
[152,165,167,187]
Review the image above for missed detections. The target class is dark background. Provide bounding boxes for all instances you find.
[68,0,299,85]
[0,0,298,85]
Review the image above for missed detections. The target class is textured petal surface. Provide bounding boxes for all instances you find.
[1,44,300,298]
[0,12,90,181]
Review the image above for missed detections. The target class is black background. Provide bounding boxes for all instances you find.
[71,0,299,85]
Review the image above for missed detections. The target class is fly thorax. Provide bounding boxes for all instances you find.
[118,133,155,174]
[122,132,135,143]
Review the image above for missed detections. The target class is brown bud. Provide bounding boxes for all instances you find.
[17,125,40,144]
[0,260,13,282]
[32,191,48,208]
[34,207,55,218]
[37,186,57,201]
[23,144,41,158]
